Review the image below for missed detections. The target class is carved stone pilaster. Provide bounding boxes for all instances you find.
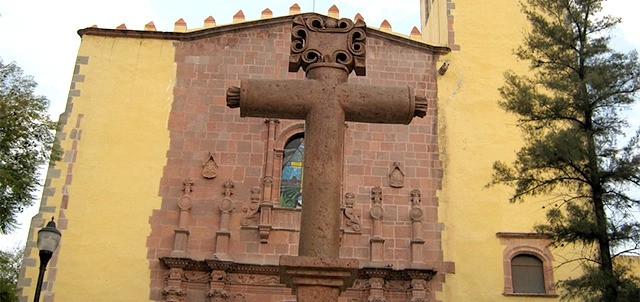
[342,192,361,233]
[370,186,385,262]
[215,180,235,259]
[162,268,186,302]
[208,270,228,302]
[409,189,425,265]
[407,270,431,302]
[171,179,193,257]
[259,176,274,243]
[362,268,388,302]
[410,279,429,302]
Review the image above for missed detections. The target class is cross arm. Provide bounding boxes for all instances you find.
[226,79,320,120]
[338,83,428,124]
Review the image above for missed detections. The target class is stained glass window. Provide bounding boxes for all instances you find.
[280,134,304,208]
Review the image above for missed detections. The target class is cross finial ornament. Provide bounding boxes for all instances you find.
[288,15,367,76]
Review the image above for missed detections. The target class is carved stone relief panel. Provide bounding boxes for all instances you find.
[389,162,405,188]
[202,152,219,179]
[342,192,362,233]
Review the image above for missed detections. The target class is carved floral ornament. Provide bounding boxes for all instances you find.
[289,15,366,75]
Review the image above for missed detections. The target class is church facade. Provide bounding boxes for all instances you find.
[18,1,582,301]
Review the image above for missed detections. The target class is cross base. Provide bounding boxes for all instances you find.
[279,255,359,302]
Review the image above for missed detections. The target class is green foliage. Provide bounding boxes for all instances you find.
[558,263,640,302]
[0,245,23,302]
[489,0,640,300]
[0,59,60,234]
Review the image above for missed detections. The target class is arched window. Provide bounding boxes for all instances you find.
[497,232,557,296]
[280,134,304,208]
[511,254,545,294]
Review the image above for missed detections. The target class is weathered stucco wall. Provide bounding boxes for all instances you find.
[19,35,175,302]
[434,0,578,301]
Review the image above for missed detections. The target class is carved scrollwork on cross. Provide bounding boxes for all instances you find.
[289,15,366,76]
[241,187,261,226]
[342,192,362,233]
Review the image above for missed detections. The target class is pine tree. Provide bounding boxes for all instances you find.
[488,0,640,300]
[0,59,60,234]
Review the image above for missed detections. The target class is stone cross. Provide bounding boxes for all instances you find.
[226,15,426,301]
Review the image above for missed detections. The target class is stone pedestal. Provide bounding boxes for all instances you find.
[279,255,359,302]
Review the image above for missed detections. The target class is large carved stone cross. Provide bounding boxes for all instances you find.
[227,15,426,259]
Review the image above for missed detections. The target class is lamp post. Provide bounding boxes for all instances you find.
[34,217,61,302]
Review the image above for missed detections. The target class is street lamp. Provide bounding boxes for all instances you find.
[34,217,61,302]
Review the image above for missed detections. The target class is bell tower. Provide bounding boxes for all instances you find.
[420,0,450,46]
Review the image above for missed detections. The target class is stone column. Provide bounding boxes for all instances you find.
[214,180,234,259]
[171,179,193,257]
[370,186,385,262]
[409,189,425,265]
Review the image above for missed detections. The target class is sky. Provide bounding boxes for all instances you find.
[0,0,638,250]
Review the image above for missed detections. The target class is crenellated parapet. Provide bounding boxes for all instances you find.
[81,3,429,43]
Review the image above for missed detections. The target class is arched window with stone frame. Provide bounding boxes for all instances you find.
[271,122,305,209]
[497,232,558,297]
[511,253,545,294]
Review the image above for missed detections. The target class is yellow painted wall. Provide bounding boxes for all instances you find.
[21,36,174,301]
[431,0,579,301]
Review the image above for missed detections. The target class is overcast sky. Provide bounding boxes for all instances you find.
[0,1,638,249]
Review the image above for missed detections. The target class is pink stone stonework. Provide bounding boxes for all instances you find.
[143,13,451,302]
